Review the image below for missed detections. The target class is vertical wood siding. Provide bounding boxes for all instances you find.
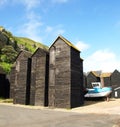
[30,48,49,106]
[49,37,84,108]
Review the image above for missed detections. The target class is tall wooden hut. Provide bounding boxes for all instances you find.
[13,50,32,105]
[30,48,49,106]
[86,71,101,88]
[100,73,111,87]
[49,36,84,108]
[111,69,120,98]
[111,69,120,88]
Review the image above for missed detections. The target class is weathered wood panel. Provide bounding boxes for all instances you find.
[49,36,84,108]
[30,48,49,106]
[71,47,84,107]
[86,72,100,88]
[9,67,16,98]
[111,70,120,88]
[13,51,32,105]
[103,77,111,87]
[111,70,120,98]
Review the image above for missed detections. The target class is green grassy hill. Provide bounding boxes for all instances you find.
[14,37,48,53]
[0,26,48,73]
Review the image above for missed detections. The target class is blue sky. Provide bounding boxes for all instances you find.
[1,0,120,72]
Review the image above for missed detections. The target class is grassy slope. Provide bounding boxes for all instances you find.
[14,37,49,53]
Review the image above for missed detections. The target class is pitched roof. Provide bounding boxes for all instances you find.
[50,35,80,52]
[100,72,112,77]
[32,47,48,57]
[91,71,100,77]
[87,71,102,77]
[15,50,32,61]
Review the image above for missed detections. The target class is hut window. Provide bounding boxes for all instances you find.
[56,47,61,56]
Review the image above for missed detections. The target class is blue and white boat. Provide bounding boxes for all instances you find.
[84,82,112,98]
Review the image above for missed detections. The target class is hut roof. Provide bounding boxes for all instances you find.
[32,47,48,57]
[92,71,100,77]
[87,71,101,77]
[50,35,80,52]
[15,50,32,61]
[100,72,112,77]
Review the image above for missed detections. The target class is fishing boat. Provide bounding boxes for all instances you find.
[84,82,112,98]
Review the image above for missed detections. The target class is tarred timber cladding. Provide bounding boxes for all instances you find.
[111,70,120,88]
[103,77,111,87]
[13,51,31,105]
[49,36,84,108]
[9,67,16,98]
[86,72,100,88]
[111,70,120,98]
[83,73,87,88]
[30,48,49,106]
[71,48,84,107]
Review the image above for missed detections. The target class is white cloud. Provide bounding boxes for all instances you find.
[45,25,65,37]
[51,0,68,3]
[17,12,43,42]
[75,41,90,51]
[84,49,120,72]
[12,0,42,10]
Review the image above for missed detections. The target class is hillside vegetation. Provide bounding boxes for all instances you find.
[0,26,48,73]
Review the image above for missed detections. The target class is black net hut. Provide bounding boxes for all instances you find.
[30,48,49,106]
[111,69,120,98]
[49,36,84,108]
[13,50,32,105]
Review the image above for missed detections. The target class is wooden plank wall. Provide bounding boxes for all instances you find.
[9,67,16,98]
[49,38,84,108]
[71,48,84,108]
[13,51,31,105]
[30,48,49,106]
[86,73,100,88]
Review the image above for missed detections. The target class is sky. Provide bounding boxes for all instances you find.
[0,0,120,72]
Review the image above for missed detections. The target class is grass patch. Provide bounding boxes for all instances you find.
[0,98,13,103]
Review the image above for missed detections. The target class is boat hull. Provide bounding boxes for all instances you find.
[84,91,112,97]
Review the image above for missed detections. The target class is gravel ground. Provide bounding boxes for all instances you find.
[0,98,120,127]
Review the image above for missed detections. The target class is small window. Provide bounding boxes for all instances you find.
[56,47,61,55]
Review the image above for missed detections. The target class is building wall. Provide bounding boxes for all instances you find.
[49,38,84,108]
[71,48,84,107]
[86,73,100,88]
[103,77,111,87]
[49,39,71,108]
[111,70,120,98]
[13,51,31,105]
[111,70,120,88]
[30,48,49,106]
[113,88,120,98]
[10,67,16,98]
